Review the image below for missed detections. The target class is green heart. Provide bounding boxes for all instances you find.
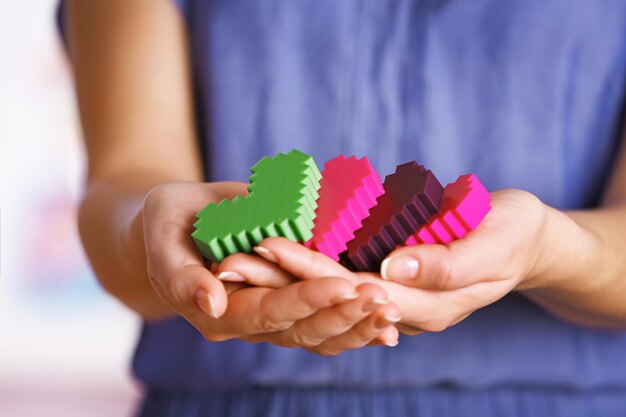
[192,149,322,262]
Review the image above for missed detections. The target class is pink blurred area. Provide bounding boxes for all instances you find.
[0,1,141,416]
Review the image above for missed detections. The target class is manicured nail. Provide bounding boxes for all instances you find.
[380,255,419,281]
[332,292,359,303]
[363,297,389,312]
[217,271,245,282]
[375,314,402,328]
[384,338,399,347]
[384,314,402,323]
[253,246,278,263]
[195,290,218,318]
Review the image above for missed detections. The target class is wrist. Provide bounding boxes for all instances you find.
[82,178,175,320]
[118,197,148,271]
[517,201,556,290]
[518,204,603,292]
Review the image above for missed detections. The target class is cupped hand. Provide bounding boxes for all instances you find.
[141,181,399,353]
[218,189,548,335]
[142,181,248,318]
[217,253,401,354]
[225,278,401,354]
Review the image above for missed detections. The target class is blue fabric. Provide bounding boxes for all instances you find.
[57,0,626,415]
[137,386,626,417]
[134,294,626,393]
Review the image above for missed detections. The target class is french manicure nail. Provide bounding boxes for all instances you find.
[217,271,245,282]
[380,255,419,281]
[384,338,399,347]
[375,314,402,329]
[384,314,402,323]
[332,292,359,303]
[206,294,218,318]
[363,297,389,312]
[196,290,219,318]
[253,246,278,263]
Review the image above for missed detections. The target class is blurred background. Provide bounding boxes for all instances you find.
[0,1,141,415]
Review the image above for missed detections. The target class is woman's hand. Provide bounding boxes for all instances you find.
[215,253,401,354]
[207,280,401,355]
[140,181,248,318]
[376,189,548,334]
[141,181,400,354]
[218,189,550,335]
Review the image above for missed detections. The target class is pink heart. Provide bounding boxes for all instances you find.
[305,155,384,260]
[405,174,491,245]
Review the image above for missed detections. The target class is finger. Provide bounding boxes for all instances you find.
[366,327,399,346]
[395,323,425,336]
[379,191,536,290]
[144,217,229,318]
[278,283,389,347]
[377,325,401,346]
[216,252,296,288]
[350,274,471,333]
[211,181,250,199]
[254,237,356,282]
[221,277,358,335]
[310,304,401,356]
[223,281,248,295]
[380,229,510,291]
[147,263,227,318]
[367,326,403,346]
[142,182,254,318]
[181,285,257,343]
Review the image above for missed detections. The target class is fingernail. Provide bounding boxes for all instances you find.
[363,297,389,312]
[209,263,219,274]
[332,292,359,303]
[217,271,245,282]
[375,314,402,329]
[195,290,218,318]
[253,246,278,263]
[384,314,402,323]
[384,338,399,347]
[380,255,419,281]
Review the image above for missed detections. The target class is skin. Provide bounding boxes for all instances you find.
[67,0,400,355]
[220,141,626,332]
[220,179,626,335]
[68,0,626,358]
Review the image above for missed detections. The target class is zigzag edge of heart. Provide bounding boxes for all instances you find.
[313,156,384,260]
[346,167,444,271]
[191,151,322,262]
[346,191,443,271]
[405,174,491,245]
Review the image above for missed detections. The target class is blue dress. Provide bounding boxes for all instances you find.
[59,0,626,415]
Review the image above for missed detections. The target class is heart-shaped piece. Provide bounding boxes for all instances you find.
[192,150,321,262]
[405,174,491,245]
[344,162,444,272]
[305,155,384,260]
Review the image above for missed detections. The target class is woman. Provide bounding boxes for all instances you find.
[62,0,626,415]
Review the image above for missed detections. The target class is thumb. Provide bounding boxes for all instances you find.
[152,263,229,319]
[188,266,230,318]
[379,237,503,291]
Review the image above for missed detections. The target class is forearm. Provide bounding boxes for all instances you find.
[79,172,175,320]
[522,203,626,328]
[66,0,211,320]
